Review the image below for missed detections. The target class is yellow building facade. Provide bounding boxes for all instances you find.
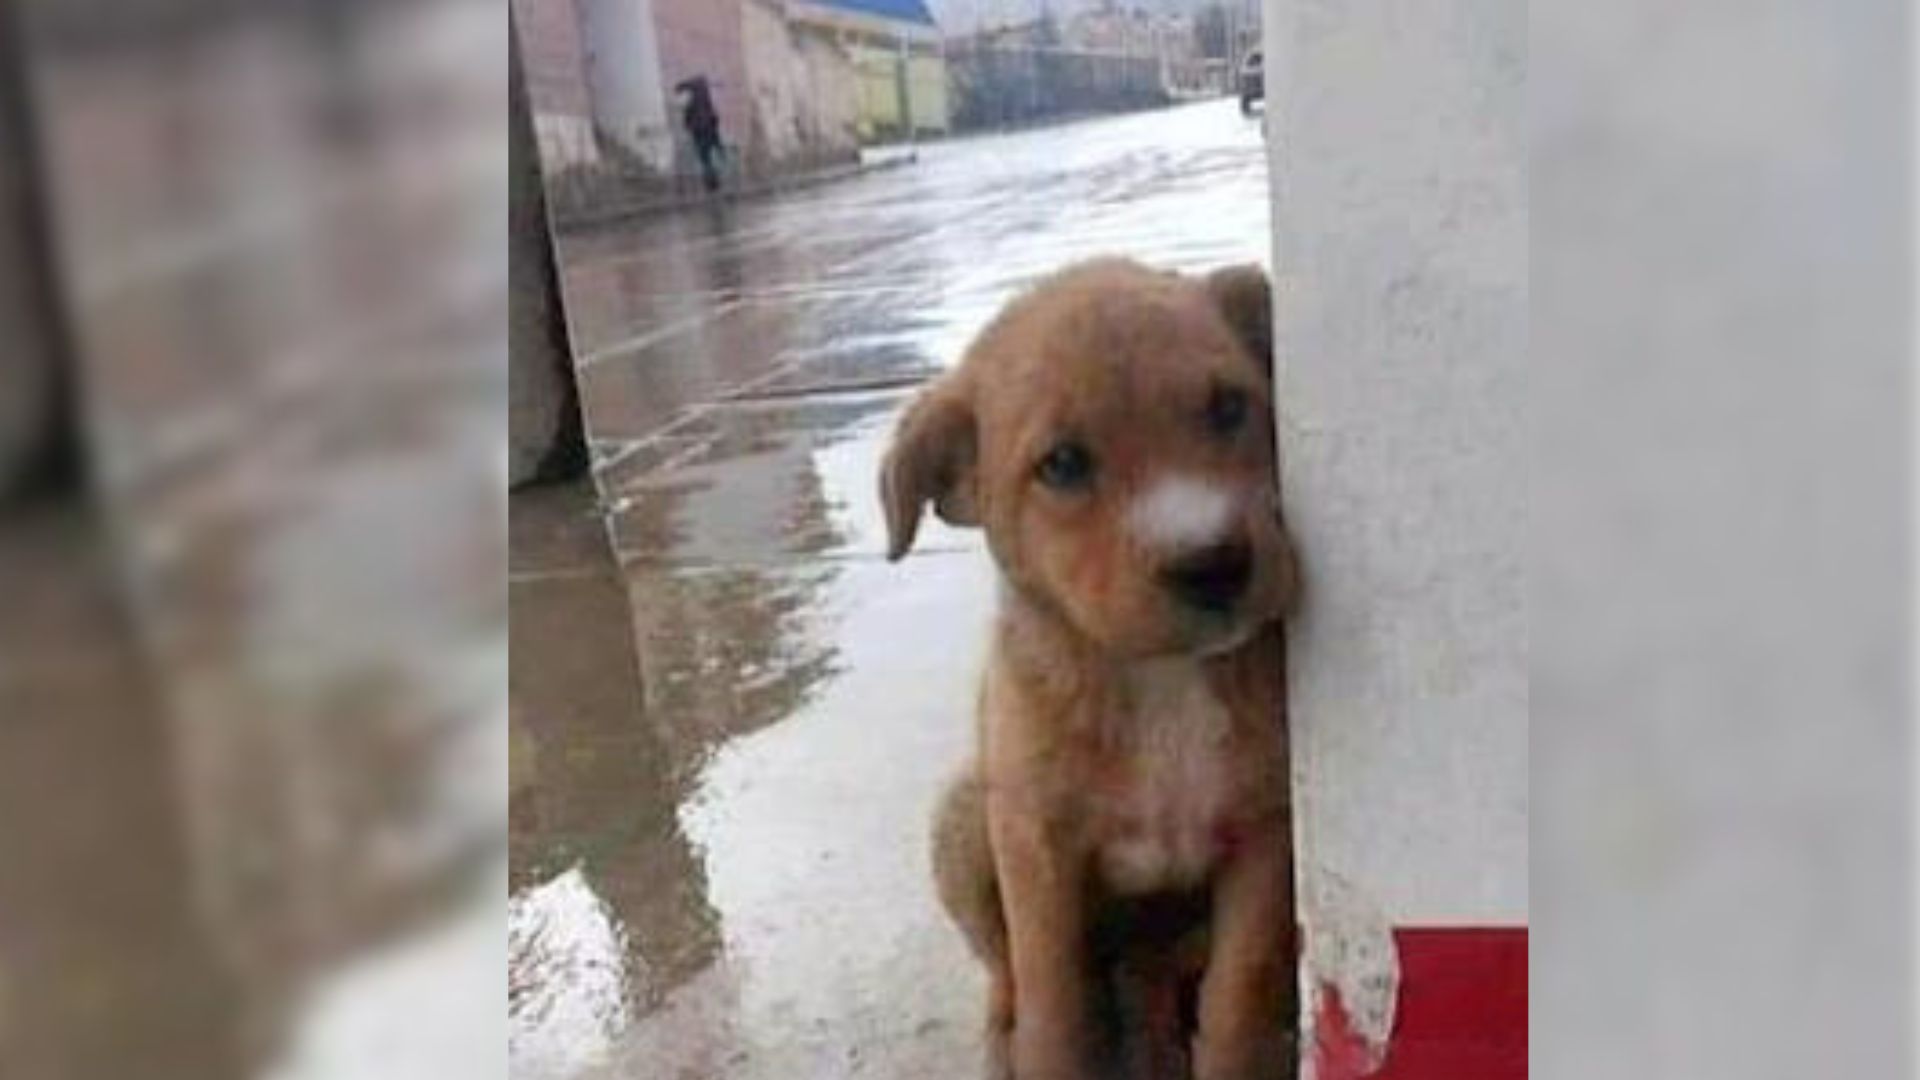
[789,0,949,139]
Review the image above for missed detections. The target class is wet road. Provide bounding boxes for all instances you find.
[510,99,1270,1080]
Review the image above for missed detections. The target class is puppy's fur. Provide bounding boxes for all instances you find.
[883,259,1297,1080]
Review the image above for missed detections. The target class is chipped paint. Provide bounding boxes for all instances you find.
[1299,869,1401,1079]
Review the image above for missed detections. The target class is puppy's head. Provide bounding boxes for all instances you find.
[882,259,1295,658]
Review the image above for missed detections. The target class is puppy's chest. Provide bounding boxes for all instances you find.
[1088,661,1241,895]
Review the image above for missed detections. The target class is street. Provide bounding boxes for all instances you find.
[510,98,1271,1080]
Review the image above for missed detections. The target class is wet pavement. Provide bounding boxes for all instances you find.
[510,99,1271,1080]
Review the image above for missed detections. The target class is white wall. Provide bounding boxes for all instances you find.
[1265,0,1524,1057]
[1264,0,1526,970]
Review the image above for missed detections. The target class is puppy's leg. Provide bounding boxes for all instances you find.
[1192,828,1296,1080]
[932,770,1013,1079]
[991,798,1094,1080]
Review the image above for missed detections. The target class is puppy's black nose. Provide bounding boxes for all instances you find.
[1161,542,1253,613]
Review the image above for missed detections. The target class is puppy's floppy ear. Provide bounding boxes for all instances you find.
[880,376,980,561]
[1204,264,1274,379]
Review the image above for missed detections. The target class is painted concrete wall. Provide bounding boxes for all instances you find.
[653,0,751,169]
[799,27,866,150]
[908,52,949,131]
[511,21,586,488]
[847,42,903,133]
[742,0,862,171]
[823,18,948,139]
[517,0,874,196]
[512,0,602,171]
[1264,0,1526,1064]
[577,0,675,170]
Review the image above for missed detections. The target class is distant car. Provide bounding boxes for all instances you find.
[1238,48,1264,115]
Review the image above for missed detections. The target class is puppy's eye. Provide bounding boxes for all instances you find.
[1205,385,1250,437]
[1035,441,1096,491]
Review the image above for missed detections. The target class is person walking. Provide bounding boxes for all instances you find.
[674,76,725,194]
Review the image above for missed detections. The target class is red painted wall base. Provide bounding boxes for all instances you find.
[1315,927,1528,1080]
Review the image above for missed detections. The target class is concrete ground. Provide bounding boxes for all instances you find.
[509,98,1272,1080]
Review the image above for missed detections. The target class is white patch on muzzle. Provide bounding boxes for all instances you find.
[1128,476,1238,552]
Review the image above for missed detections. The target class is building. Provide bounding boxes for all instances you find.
[514,0,604,173]
[789,0,950,140]
[1063,7,1177,57]
[510,0,875,213]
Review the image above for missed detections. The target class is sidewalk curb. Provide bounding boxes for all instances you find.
[553,154,920,233]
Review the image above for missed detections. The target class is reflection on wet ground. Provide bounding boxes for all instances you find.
[509,99,1270,1079]
[0,504,240,1080]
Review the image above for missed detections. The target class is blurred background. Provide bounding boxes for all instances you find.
[1,0,504,1077]
[1532,2,1914,1077]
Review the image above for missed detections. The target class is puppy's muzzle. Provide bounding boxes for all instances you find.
[1160,541,1253,614]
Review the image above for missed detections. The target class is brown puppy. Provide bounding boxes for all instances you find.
[882,259,1297,1080]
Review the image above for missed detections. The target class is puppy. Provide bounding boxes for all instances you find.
[882,259,1298,1080]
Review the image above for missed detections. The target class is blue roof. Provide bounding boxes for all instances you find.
[813,0,938,27]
